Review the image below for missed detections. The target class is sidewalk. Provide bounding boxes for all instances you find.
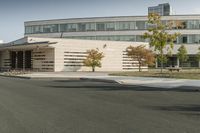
[16,72,200,89]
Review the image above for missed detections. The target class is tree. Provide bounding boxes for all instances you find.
[196,47,200,67]
[144,13,180,73]
[177,45,188,67]
[126,45,155,72]
[83,49,104,72]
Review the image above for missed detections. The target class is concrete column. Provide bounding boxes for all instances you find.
[177,58,180,67]
[23,51,25,71]
[155,58,158,68]
[15,51,18,69]
[199,60,200,68]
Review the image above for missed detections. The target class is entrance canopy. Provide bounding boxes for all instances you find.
[0,41,57,51]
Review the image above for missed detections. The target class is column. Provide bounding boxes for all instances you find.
[15,51,18,69]
[199,60,200,68]
[23,51,25,71]
[177,58,180,67]
[155,58,158,68]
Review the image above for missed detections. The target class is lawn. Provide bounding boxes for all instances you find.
[110,68,200,80]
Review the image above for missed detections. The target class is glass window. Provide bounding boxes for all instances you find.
[86,23,96,31]
[60,24,68,32]
[129,22,136,30]
[120,36,130,41]
[178,35,188,44]
[188,35,200,44]
[63,35,137,42]
[116,22,136,30]
[136,21,147,29]
[187,20,200,29]
[177,21,187,29]
[105,22,115,31]
[25,26,33,34]
[43,25,51,33]
[136,35,146,42]
[43,24,58,33]
[78,23,86,32]
[33,25,43,33]
[171,21,187,29]
[96,23,105,31]
[60,23,77,32]
[67,24,77,32]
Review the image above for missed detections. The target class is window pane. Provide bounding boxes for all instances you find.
[86,23,96,31]
[105,22,115,31]
[116,22,132,30]
[78,23,86,32]
[67,24,77,32]
[33,25,43,33]
[96,23,105,31]
[188,35,200,44]
[43,25,58,33]
[178,35,188,44]
[136,21,146,29]
[187,20,200,29]
[25,26,33,34]
[60,24,68,32]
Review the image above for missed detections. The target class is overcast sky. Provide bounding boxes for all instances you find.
[1,0,200,42]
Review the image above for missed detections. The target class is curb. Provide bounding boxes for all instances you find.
[0,74,82,80]
[0,74,31,79]
[1,74,200,90]
[80,78,118,83]
[0,74,117,83]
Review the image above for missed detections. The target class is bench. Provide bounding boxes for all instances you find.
[166,67,182,72]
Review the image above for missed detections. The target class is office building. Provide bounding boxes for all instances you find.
[148,3,171,16]
[24,14,200,68]
[0,37,148,72]
[1,3,200,71]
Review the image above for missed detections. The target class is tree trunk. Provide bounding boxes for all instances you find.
[160,50,164,73]
[139,62,142,72]
[137,58,142,72]
[92,67,95,72]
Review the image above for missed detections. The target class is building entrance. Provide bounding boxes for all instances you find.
[10,51,32,70]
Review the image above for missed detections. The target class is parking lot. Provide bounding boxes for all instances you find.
[0,77,199,133]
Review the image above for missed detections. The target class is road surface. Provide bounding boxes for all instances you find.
[0,77,199,133]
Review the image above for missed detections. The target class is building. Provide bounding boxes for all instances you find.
[148,3,171,16]
[24,14,200,68]
[0,37,148,72]
[0,40,3,44]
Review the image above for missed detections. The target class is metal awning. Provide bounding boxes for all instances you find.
[0,41,57,51]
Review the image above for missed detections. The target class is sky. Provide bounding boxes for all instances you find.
[1,0,200,42]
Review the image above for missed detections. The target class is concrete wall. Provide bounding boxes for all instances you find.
[0,50,11,69]
[32,48,54,72]
[28,37,149,72]
[0,37,149,72]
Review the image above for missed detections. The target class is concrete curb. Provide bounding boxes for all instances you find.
[0,74,83,80]
[1,74,200,90]
[0,74,31,79]
[0,74,117,82]
[80,78,118,83]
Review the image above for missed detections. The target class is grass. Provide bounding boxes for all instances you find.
[110,68,200,80]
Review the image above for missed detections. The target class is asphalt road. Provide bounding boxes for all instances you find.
[0,77,199,133]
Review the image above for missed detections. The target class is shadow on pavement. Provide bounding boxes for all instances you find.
[49,79,200,92]
[149,104,200,116]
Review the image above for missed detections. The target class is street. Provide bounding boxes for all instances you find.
[0,77,199,133]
